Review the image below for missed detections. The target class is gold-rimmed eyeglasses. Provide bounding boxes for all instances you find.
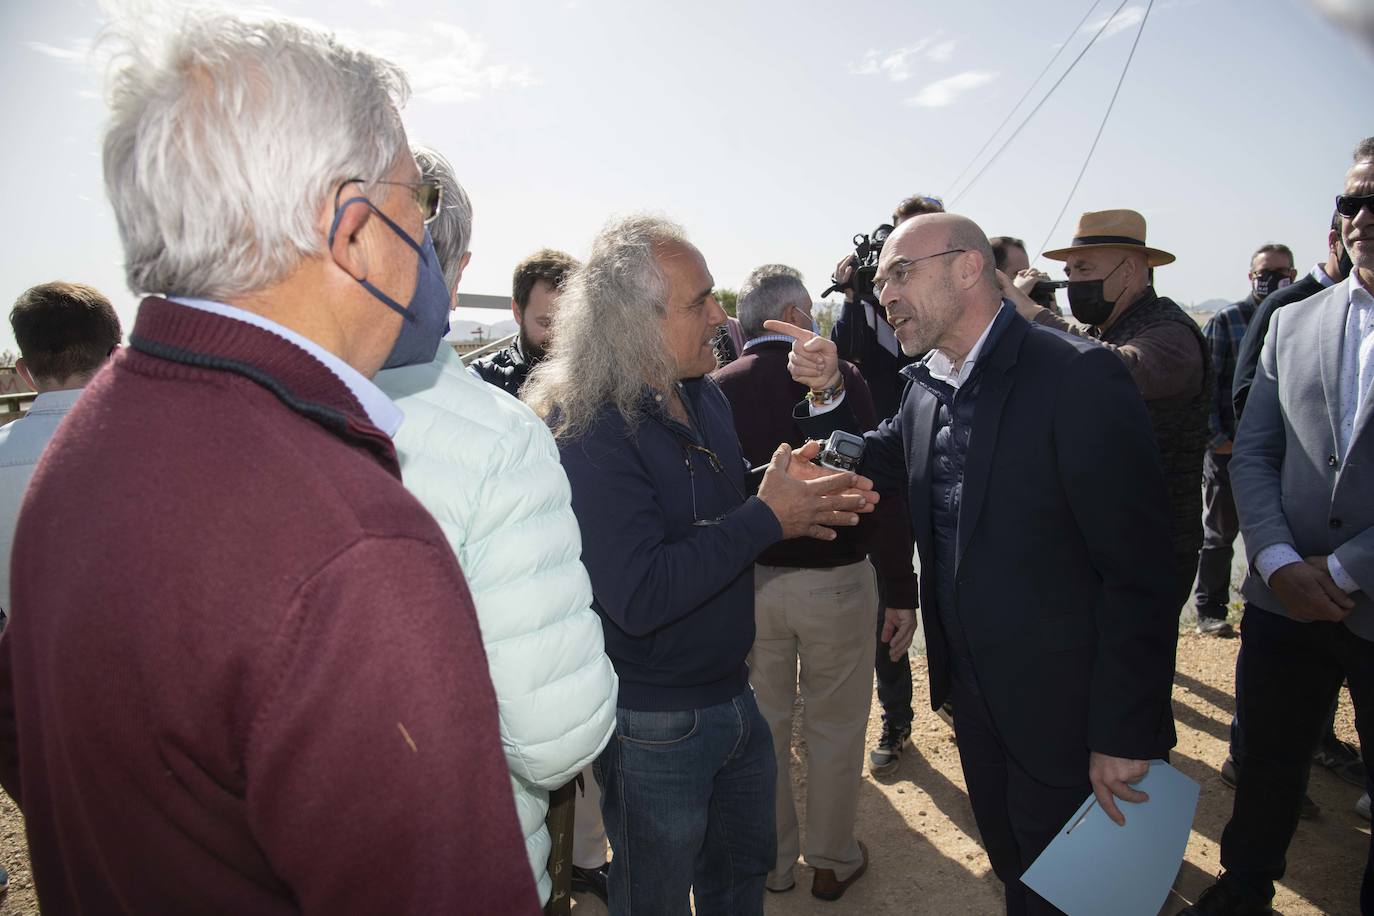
[338,177,443,225]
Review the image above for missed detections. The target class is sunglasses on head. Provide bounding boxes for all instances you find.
[1335,193,1374,219]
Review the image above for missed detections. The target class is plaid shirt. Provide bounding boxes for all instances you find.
[1201,294,1259,447]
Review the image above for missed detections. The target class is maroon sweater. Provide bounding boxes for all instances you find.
[712,341,918,606]
[0,298,539,915]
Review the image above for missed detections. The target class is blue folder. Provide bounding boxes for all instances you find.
[1021,761,1200,916]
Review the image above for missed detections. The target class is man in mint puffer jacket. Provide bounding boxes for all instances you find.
[375,146,618,908]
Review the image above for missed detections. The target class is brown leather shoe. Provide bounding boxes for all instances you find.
[811,841,868,901]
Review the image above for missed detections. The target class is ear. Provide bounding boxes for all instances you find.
[961,250,985,289]
[326,194,375,282]
[1128,255,1148,287]
[453,251,472,290]
[15,359,35,391]
[511,298,523,324]
[1329,228,1342,258]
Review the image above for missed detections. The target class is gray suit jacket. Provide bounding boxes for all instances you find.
[1232,277,1374,640]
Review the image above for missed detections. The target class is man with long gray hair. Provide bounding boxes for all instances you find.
[374,146,617,912]
[523,215,881,915]
[0,15,536,914]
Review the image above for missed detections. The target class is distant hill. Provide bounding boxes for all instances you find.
[1191,298,1230,313]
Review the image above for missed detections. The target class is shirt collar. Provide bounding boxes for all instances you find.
[1313,262,1337,287]
[25,388,84,415]
[169,297,403,437]
[920,305,1002,391]
[1351,271,1374,305]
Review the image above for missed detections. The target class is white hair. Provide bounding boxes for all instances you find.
[736,264,808,340]
[413,146,473,292]
[522,214,685,441]
[102,13,411,299]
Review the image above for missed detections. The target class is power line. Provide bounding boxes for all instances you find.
[944,0,1103,196]
[947,0,1132,207]
[1033,0,1155,260]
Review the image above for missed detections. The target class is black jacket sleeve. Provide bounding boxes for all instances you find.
[1055,347,1178,760]
[1231,296,1279,424]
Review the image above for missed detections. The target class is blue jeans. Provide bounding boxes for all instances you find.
[593,689,776,916]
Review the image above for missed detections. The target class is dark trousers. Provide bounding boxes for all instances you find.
[1219,606,1374,911]
[951,673,1089,915]
[1229,645,1344,763]
[874,572,914,729]
[1194,451,1238,622]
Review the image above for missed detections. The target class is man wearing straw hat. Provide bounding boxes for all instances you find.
[1007,209,1209,616]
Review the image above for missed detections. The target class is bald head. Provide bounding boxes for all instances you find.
[875,211,1003,363]
[888,213,998,290]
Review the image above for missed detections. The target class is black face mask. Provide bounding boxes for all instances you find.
[1252,269,1293,301]
[1067,258,1128,326]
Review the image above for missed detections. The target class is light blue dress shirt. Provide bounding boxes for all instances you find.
[0,388,85,615]
[170,297,403,437]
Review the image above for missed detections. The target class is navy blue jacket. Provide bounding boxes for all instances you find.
[557,377,782,712]
[801,307,1178,786]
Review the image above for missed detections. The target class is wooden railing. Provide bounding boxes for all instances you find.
[0,392,37,425]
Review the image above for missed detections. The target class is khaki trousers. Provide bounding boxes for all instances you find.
[571,763,609,869]
[749,559,877,887]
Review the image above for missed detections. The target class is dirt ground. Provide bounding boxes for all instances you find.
[0,615,1366,914]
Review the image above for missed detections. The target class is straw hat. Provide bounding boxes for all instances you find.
[1042,209,1175,267]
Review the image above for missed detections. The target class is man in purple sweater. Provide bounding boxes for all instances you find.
[0,14,536,915]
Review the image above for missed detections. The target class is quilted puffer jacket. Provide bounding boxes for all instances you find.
[376,346,618,904]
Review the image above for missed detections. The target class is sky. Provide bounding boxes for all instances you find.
[1,0,1371,354]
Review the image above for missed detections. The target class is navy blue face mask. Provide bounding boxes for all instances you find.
[328,193,451,370]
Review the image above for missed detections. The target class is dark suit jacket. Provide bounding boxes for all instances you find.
[1231,273,1323,421]
[800,308,1179,786]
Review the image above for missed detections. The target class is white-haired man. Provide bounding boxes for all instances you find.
[523,216,881,916]
[374,147,617,911]
[0,16,536,915]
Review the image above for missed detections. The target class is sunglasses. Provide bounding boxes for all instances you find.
[1335,193,1374,219]
[678,440,744,527]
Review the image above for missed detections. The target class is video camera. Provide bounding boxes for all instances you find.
[821,223,894,300]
